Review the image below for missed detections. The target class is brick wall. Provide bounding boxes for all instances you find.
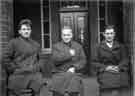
[123,0,134,95]
[133,2,135,95]
[0,0,13,96]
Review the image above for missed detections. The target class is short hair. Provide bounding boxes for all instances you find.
[18,19,32,30]
[105,25,115,31]
[61,26,72,33]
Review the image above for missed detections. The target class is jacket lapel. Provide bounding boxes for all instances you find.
[19,37,39,53]
[100,41,120,52]
[111,41,120,50]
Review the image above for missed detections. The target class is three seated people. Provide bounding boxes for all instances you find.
[5,19,130,96]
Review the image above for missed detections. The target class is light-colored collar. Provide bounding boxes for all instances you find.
[106,41,113,48]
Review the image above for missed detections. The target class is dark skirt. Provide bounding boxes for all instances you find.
[97,71,129,89]
[50,72,83,94]
[8,72,43,94]
[99,87,132,96]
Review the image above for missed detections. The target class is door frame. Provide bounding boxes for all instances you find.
[59,9,91,75]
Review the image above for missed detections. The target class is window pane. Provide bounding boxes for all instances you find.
[44,35,50,48]
[44,22,49,34]
[43,0,49,6]
[100,20,105,41]
[43,6,49,20]
[60,0,87,8]
[99,1,105,18]
[100,20,105,33]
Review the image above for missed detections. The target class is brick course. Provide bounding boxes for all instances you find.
[0,0,13,96]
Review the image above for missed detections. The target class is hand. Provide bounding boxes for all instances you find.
[105,66,114,71]
[112,66,119,72]
[105,66,119,72]
[67,67,75,73]
[69,49,76,56]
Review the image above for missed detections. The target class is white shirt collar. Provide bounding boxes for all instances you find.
[105,41,113,48]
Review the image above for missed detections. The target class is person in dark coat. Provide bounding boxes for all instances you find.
[5,19,46,96]
[93,25,131,96]
[50,27,86,96]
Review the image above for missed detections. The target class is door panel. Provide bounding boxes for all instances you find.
[60,13,74,33]
[74,13,88,50]
[60,12,88,44]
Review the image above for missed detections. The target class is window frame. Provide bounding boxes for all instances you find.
[40,0,52,54]
[97,0,108,43]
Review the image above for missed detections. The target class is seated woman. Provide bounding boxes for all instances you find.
[50,27,86,96]
[93,25,130,96]
[5,19,46,96]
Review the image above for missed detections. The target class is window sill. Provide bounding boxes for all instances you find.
[41,48,52,54]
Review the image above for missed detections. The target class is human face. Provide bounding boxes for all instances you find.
[61,29,73,43]
[19,24,31,38]
[104,28,115,42]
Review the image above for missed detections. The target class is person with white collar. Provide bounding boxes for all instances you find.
[93,25,130,96]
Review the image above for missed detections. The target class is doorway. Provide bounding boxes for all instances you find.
[59,11,90,75]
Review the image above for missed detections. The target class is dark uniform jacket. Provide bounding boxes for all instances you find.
[6,36,41,73]
[6,36,43,94]
[51,40,86,72]
[93,41,129,89]
[50,40,86,94]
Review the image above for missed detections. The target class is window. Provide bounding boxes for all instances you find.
[59,0,87,8]
[97,1,123,43]
[40,0,52,54]
[97,0,108,42]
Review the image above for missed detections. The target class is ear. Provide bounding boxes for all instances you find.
[18,30,21,34]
